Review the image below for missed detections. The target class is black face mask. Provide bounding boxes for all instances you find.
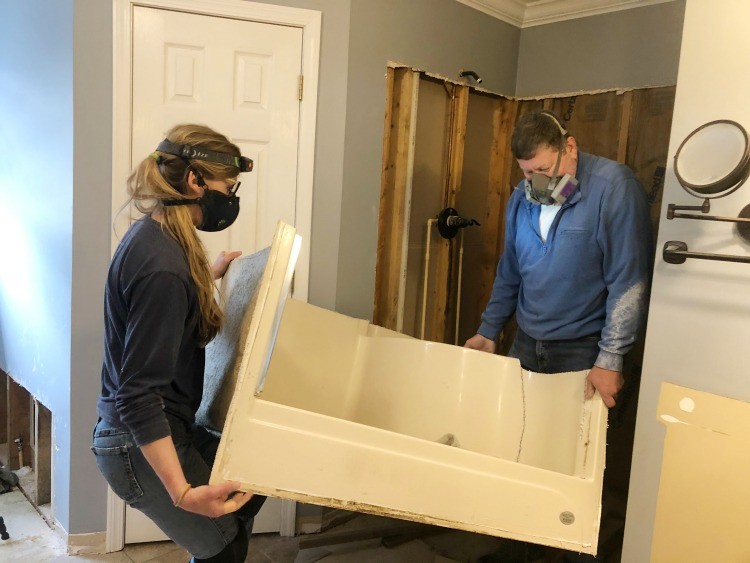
[194,188,240,232]
[162,185,240,232]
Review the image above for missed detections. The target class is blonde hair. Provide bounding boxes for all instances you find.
[126,124,242,345]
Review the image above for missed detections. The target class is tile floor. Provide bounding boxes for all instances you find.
[1,487,536,562]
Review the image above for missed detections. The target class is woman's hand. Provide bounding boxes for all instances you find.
[211,250,242,280]
[140,437,252,518]
[177,481,254,518]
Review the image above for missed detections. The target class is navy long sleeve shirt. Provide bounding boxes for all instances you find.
[98,217,205,446]
[478,152,652,372]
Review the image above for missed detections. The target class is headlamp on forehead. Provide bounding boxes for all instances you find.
[155,139,254,173]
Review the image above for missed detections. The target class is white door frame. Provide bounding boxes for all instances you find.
[109,0,320,552]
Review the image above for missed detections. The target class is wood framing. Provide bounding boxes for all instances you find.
[0,370,6,445]
[479,98,520,352]
[547,92,624,161]
[2,373,52,505]
[427,84,470,344]
[373,67,419,330]
[7,376,31,470]
[617,90,634,163]
[626,86,676,237]
[33,399,52,505]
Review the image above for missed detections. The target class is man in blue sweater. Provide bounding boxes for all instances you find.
[466,111,651,562]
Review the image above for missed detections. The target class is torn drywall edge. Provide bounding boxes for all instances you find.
[657,382,750,439]
[387,60,504,96]
[511,84,677,101]
[386,61,675,100]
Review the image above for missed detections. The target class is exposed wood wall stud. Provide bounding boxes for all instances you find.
[428,84,469,343]
[373,68,420,330]
[0,370,6,445]
[478,98,519,351]
[7,377,31,470]
[617,90,634,163]
[34,399,52,505]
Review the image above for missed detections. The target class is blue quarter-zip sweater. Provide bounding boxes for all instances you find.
[477,152,652,372]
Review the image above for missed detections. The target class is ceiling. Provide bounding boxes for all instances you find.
[456,0,675,28]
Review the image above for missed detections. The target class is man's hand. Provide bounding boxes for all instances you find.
[178,481,254,518]
[585,365,624,409]
[211,250,242,280]
[464,334,496,354]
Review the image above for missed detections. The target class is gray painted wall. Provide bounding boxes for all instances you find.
[0,0,78,532]
[516,1,686,97]
[70,0,114,534]
[337,0,520,320]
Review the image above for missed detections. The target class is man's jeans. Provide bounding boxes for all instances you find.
[507,327,600,373]
[92,415,263,560]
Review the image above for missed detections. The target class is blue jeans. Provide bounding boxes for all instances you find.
[92,415,260,560]
[507,327,600,373]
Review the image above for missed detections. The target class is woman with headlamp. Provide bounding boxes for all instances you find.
[93,124,262,562]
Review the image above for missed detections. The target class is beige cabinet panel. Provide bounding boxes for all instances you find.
[211,223,608,555]
[653,383,750,562]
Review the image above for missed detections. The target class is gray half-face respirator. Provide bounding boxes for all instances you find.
[523,113,579,206]
[525,172,579,206]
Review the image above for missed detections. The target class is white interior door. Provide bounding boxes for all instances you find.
[123,5,303,544]
[129,5,302,259]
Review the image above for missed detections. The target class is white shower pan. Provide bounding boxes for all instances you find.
[210,223,608,555]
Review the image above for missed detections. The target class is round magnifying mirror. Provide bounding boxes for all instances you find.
[674,119,750,199]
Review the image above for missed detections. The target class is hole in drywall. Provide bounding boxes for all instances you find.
[1,370,52,510]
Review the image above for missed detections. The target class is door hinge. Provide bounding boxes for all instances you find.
[298,75,304,101]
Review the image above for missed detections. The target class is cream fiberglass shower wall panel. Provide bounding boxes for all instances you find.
[211,223,608,555]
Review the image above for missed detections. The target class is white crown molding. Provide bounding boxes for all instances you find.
[524,0,676,27]
[456,0,527,27]
[457,0,676,28]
